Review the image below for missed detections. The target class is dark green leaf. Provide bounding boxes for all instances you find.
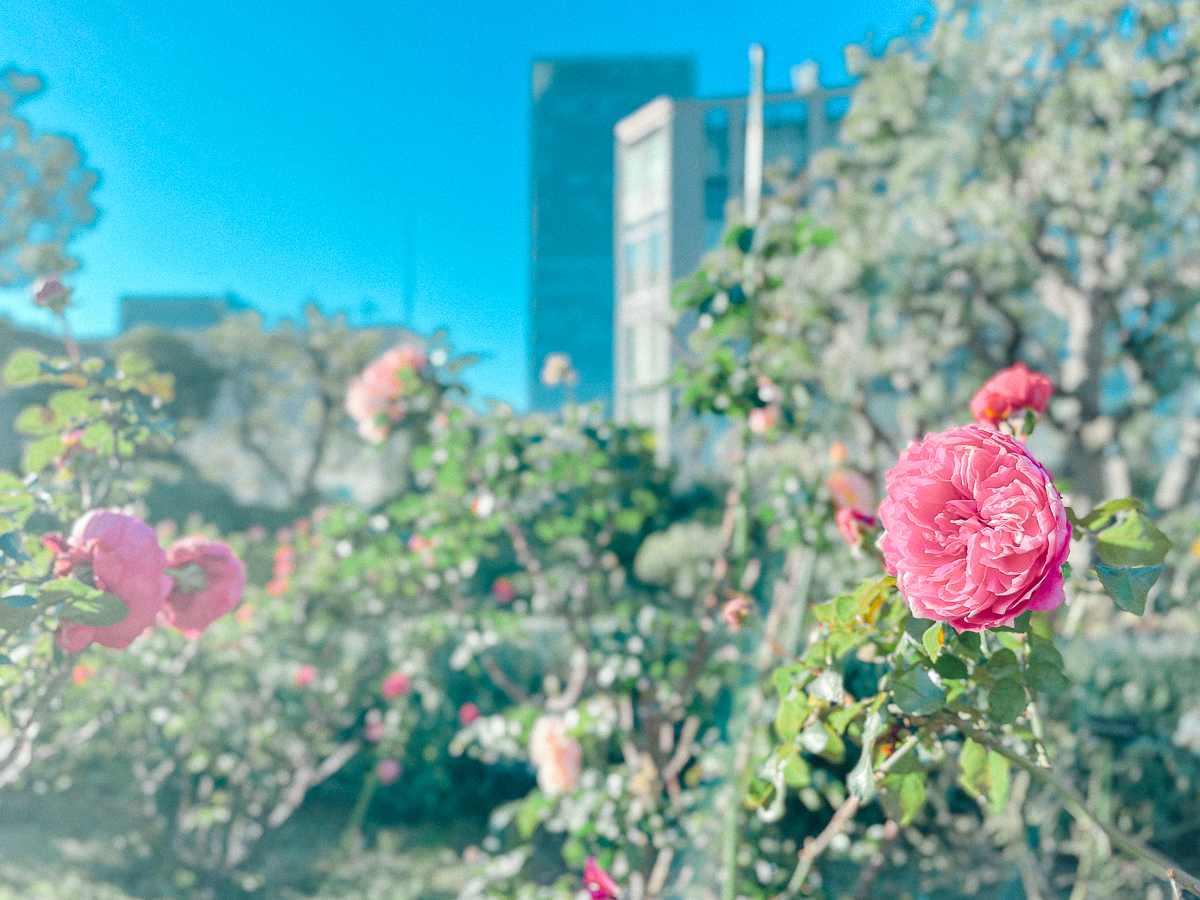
[892,667,946,716]
[1093,563,1163,615]
[933,654,969,680]
[1,593,36,608]
[0,531,30,562]
[985,648,1019,680]
[1025,663,1069,697]
[987,678,1027,725]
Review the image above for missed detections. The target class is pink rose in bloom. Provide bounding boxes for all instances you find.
[827,469,875,516]
[969,362,1053,428]
[722,595,752,629]
[878,425,1070,632]
[458,702,480,726]
[491,577,516,604]
[529,716,582,796]
[295,664,317,688]
[162,536,246,639]
[381,670,410,700]
[376,757,402,786]
[584,857,620,900]
[345,345,426,443]
[835,507,876,548]
[52,510,174,652]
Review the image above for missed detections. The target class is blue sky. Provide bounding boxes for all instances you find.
[0,0,928,407]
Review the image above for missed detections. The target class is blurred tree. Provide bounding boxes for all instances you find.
[0,68,99,285]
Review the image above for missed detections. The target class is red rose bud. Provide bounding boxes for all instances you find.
[584,857,620,900]
[969,362,1053,429]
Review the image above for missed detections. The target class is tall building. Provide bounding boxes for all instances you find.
[613,77,852,463]
[529,56,695,411]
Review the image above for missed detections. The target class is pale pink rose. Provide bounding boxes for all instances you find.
[458,702,480,726]
[584,857,620,900]
[376,757,402,785]
[361,345,426,397]
[969,362,1053,428]
[162,536,246,639]
[51,510,174,652]
[344,345,424,443]
[529,716,582,796]
[365,714,385,743]
[748,404,780,435]
[722,595,752,629]
[381,670,410,700]
[878,425,1070,632]
[827,469,875,516]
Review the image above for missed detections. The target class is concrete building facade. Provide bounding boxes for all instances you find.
[612,82,852,462]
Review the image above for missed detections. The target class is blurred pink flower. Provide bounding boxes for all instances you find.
[72,664,95,685]
[382,670,410,700]
[365,711,385,743]
[376,757,402,785]
[458,702,480,726]
[827,469,875,516]
[52,510,173,652]
[969,362,1052,429]
[33,277,71,313]
[748,404,780,435]
[162,536,246,639]
[878,425,1070,632]
[491,577,516,604]
[835,507,876,548]
[722,595,752,629]
[529,716,582,796]
[584,857,620,900]
[272,545,295,579]
[345,345,426,443]
[295,664,317,688]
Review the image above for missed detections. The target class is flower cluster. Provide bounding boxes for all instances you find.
[344,344,428,442]
[48,510,245,651]
[528,716,582,796]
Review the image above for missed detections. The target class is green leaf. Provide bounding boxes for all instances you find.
[0,531,30,562]
[834,592,857,624]
[3,350,48,386]
[892,667,946,716]
[116,351,154,377]
[897,770,927,825]
[14,404,61,437]
[783,753,811,788]
[987,678,1027,725]
[62,593,130,627]
[958,738,986,796]
[987,751,1011,814]
[49,388,98,420]
[1094,510,1171,568]
[846,712,884,803]
[985,648,1019,680]
[827,699,869,735]
[922,622,944,661]
[933,654,969,680]
[1093,563,1163,615]
[774,691,809,742]
[806,669,844,704]
[0,604,38,631]
[22,434,65,474]
[1076,498,1145,530]
[1025,662,1069,697]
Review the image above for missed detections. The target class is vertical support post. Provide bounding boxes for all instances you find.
[743,44,765,224]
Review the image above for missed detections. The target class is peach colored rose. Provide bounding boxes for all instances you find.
[969,362,1052,428]
[878,425,1070,631]
[748,404,780,435]
[52,510,174,652]
[529,716,582,796]
[162,537,246,639]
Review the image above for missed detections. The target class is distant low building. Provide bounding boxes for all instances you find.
[120,294,250,332]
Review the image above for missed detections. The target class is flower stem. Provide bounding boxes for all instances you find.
[954,719,1200,897]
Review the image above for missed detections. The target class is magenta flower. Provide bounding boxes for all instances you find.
[381,670,410,700]
[969,362,1053,428]
[584,857,620,900]
[722,595,752,629]
[878,425,1070,632]
[52,510,174,652]
[458,702,480,726]
[162,536,246,639]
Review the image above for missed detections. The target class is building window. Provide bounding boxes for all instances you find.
[621,130,668,225]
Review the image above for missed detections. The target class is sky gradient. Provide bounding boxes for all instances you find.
[0,0,928,407]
